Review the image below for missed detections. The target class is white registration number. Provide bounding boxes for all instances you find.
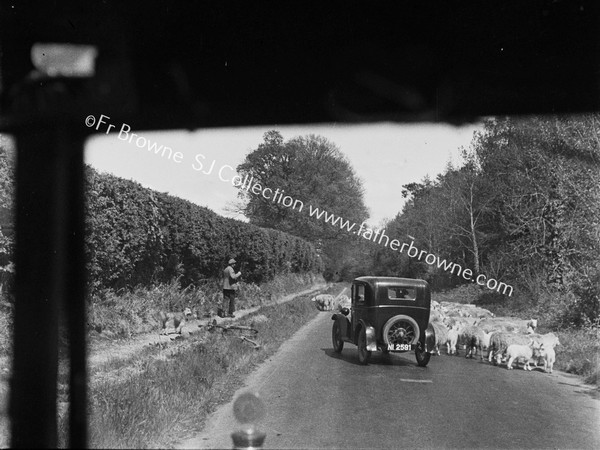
[388,343,411,351]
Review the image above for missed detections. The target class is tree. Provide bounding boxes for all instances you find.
[236,131,369,279]
[468,115,600,325]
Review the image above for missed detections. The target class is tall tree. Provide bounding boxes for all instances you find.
[469,115,600,324]
[236,131,369,237]
[236,131,369,279]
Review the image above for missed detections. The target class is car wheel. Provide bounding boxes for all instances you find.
[332,321,344,353]
[415,341,431,367]
[382,315,420,348]
[357,327,371,365]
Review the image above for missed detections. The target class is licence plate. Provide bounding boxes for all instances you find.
[387,343,412,351]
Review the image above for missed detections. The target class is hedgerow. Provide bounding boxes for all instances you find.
[85,166,322,292]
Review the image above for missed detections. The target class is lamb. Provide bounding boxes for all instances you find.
[527,332,559,370]
[537,344,556,373]
[487,331,533,365]
[481,329,493,351]
[506,341,542,370]
[311,294,335,311]
[447,325,459,355]
[429,321,449,356]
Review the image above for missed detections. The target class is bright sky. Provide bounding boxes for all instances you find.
[84,121,482,227]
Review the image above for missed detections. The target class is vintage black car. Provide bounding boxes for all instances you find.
[331,276,435,366]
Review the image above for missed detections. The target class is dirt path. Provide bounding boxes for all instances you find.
[88,283,329,368]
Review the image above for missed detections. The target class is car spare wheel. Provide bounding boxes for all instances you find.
[382,315,420,347]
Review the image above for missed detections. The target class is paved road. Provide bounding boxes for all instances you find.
[178,312,600,449]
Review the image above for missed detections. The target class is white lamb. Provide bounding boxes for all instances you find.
[447,325,459,355]
[506,341,542,371]
[538,344,556,373]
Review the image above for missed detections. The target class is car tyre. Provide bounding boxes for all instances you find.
[415,341,431,367]
[382,315,420,348]
[332,321,344,353]
[357,327,371,365]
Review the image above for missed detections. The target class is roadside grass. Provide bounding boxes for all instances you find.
[87,272,322,339]
[556,327,600,386]
[80,283,338,448]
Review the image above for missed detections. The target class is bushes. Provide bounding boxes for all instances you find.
[85,166,322,292]
[557,326,600,386]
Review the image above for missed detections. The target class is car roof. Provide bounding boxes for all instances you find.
[353,276,428,288]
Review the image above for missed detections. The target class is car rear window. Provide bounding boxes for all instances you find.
[387,287,416,301]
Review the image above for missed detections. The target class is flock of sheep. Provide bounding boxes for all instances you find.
[312,293,559,373]
[311,293,351,312]
[430,301,559,373]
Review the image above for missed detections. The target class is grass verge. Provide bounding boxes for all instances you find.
[79,284,339,448]
[87,272,322,339]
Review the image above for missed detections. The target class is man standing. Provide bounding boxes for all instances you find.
[221,258,242,318]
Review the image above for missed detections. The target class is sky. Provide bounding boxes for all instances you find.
[84,121,483,227]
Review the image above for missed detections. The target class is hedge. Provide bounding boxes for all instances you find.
[85,166,322,292]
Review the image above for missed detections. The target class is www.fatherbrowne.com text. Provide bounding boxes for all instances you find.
[86,116,513,297]
[209,159,513,297]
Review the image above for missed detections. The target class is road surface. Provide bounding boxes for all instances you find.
[178,312,600,449]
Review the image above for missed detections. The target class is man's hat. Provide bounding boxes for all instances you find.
[228,258,236,264]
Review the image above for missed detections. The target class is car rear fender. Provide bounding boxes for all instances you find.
[424,323,436,353]
[356,319,377,351]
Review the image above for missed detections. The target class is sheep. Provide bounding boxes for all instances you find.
[537,344,556,373]
[429,321,449,356]
[527,332,560,370]
[459,325,488,360]
[477,317,538,334]
[506,341,543,370]
[156,307,192,335]
[481,330,494,354]
[311,294,335,311]
[527,318,538,332]
[447,325,459,355]
[429,309,445,324]
[444,316,477,331]
[487,331,534,365]
[336,294,351,312]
